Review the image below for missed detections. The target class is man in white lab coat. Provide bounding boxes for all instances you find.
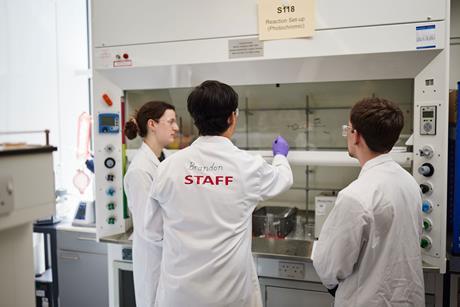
[313,97,424,306]
[145,80,293,307]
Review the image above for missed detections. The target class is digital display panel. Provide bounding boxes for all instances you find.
[100,116,116,126]
[423,111,434,118]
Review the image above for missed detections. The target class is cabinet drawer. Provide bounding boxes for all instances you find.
[266,286,333,307]
[58,250,108,307]
[57,230,107,254]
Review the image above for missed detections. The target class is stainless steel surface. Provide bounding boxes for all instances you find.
[101,229,314,262]
[100,228,133,245]
[100,230,438,273]
[252,237,314,262]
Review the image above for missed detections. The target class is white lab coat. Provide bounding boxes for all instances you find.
[145,136,293,307]
[124,142,163,307]
[313,154,424,307]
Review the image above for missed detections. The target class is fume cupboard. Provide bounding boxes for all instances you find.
[90,0,450,306]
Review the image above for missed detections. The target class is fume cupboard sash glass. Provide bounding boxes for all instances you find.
[124,79,414,240]
[125,79,413,151]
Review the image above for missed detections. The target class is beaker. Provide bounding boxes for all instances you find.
[293,215,305,239]
[264,213,277,238]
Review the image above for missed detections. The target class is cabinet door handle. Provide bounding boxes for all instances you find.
[77,236,96,241]
[59,253,79,261]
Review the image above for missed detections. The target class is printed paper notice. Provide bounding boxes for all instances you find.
[229,38,264,59]
[258,0,315,41]
[316,203,326,216]
[416,25,436,49]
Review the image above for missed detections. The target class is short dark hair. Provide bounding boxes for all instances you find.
[124,101,175,139]
[350,97,404,153]
[187,80,238,136]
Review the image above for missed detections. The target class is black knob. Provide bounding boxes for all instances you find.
[418,163,434,177]
[420,184,430,194]
[104,157,116,169]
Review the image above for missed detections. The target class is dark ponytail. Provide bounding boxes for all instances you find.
[124,119,139,140]
[124,101,175,139]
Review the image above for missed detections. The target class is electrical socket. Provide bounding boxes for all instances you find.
[278,261,305,279]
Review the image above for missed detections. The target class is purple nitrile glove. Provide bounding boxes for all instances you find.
[272,136,289,157]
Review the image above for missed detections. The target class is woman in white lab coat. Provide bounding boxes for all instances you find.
[123,101,179,307]
[145,81,293,307]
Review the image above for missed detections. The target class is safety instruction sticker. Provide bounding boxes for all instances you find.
[113,59,132,67]
[416,25,436,49]
[94,48,112,68]
[229,38,264,59]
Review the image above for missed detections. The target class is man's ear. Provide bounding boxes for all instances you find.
[227,113,235,125]
[352,130,360,145]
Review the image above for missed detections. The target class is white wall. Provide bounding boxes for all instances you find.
[0,0,90,195]
[0,0,59,141]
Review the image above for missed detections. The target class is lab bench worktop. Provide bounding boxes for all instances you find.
[98,229,439,272]
[99,229,315,261]
[55,201,436,270]
[55,219,96,234]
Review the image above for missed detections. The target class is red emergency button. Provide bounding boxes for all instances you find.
[123,53,129,59]
[102,93,113,106]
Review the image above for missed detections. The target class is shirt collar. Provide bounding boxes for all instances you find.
[140,142,161,167]
[359,153,393,177]
[192,136,234,146]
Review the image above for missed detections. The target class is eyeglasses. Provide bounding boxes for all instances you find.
[342,124,354,137]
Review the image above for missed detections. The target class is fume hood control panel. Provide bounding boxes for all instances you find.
[98,113,120,134]
[420,106,437,135]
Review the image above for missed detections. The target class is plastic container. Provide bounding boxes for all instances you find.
[252,206,297,238]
